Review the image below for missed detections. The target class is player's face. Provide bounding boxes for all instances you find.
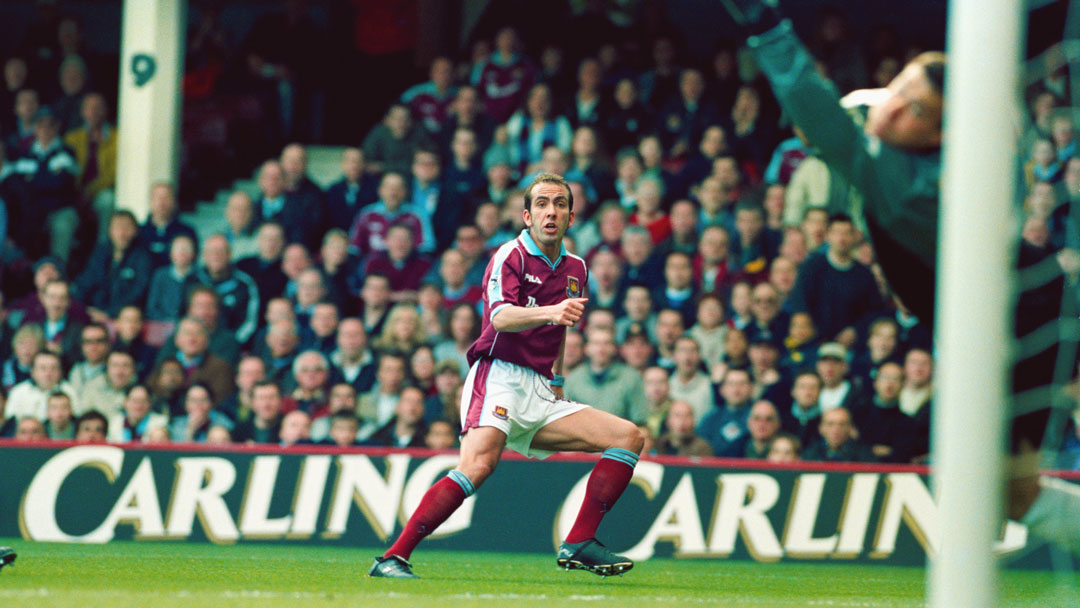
[864,64,943,150]
[523,182,574,250]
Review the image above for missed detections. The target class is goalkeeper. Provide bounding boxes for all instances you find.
[722,0,1080,553]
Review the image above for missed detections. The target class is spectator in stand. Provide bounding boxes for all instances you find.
[656,68,717,158]
[288,350,331,416]
[565,326,646,423]
[281,142,323,206]
[768,255,798,305]
[850,361,905,462]
[218,355,266,423]
[3,324,44,390]
[747,336,784,402]
[156,287,240,366]
[742,400,782,458]
[604,78,648,153]
[695,175,735,230]
[318,410,361,447]
[74,411,108,442]
[256,158,321,250]
[505,83,572,175]
[565,127,613,205]
[582,202,624,264]
[5,88,38,157]
[442,129,486,223]
[361,222,433,303]
[657,199,700,259]
[303,302,339,354]
[719,328,751,378]
[7,258,78,325]
[764,125,811,186]
[11,107,79,262]
[43,391,75,439]
[13,416,46,440]
[402,56,456,135]
[325,147,378,233]
[261,320,301,386]
[728,83,776,172]
[424,360,462,426]
[406,149,446,251]
[679,126,729,199]
[440,86,495,161]
[7,351,77,421]
[145,235,198,323]
[425,419,458,450]
[52,55,89,132]
[766,433,801,463]
[850,317,902,385]
[781,370,824,448]
[357,352,408,439]
[629,176,670,246]
[148,358,185,417]
[688,294,728,369]
[433,303,478,374]
[328,317,376,395]
[363,104,431,177]
[654,252,698,327]
[668,336,715,421]
[291,267,326,328]
[653,308,684,372]
[563,58,605,130]
[789,214,884,343]
[803,407,876,462]
[781,312,819,373]
[73,210,151,320]
[80,350,137,418]
[310,382,358,442]
[222,191,259,261]
[730,201,781,281]
[698,367,755,457]
[359,273,392,338]
[233,380,284,444]
[436,249,482,310]
[897,347,933,462]
[692,225,732,296]
[373,304,426,357]
[816,342,864,411]
[639,36,681,111]
[195,234,260,345]
[640,365,674,438]
[615,286,656,344]
[279,410,312,446]
[743,282,788,347]
[367,385,428,448]
[779,226,810,266]
[107,384,167,443]
[280,243,314,301]
[169,382,232,443]
[165,317,235,404]
[587,248,623,312]
[67,323,109,394]
[474,26,535,124]
[317,230,359,311]
[348,172,426,257]
[29,280,84,364]
[656,400,714,457]
[63,92,116,238]
[137,182,197,270]
[237,222,289,314]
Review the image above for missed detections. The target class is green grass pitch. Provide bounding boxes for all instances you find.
[0,538,1077,607]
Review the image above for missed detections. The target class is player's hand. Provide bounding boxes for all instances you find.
[550,298,588,327]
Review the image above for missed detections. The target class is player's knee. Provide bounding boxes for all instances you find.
[460,456,498,486]
[614,419,645,455]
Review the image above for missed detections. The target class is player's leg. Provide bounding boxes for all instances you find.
[379,427,506,563]
[533,408,644,575]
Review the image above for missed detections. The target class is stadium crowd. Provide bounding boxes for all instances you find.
[0,2,1074,466]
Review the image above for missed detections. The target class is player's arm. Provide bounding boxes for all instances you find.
[491,298,588,332]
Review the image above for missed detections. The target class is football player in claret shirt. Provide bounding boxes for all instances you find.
[370,174,644,579]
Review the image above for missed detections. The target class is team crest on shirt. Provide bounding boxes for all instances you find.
[567,276,581,298]
[493,406,509,420]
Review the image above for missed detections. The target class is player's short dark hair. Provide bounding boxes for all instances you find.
[523,173,573,212]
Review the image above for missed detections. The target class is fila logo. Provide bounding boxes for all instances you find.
[525,273,542,284]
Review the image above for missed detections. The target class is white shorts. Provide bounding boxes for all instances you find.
[460,358,589,459]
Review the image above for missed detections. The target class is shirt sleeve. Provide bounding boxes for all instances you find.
[486,246,523,322]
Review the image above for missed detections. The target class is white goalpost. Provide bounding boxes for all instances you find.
[930,0,1024,606]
